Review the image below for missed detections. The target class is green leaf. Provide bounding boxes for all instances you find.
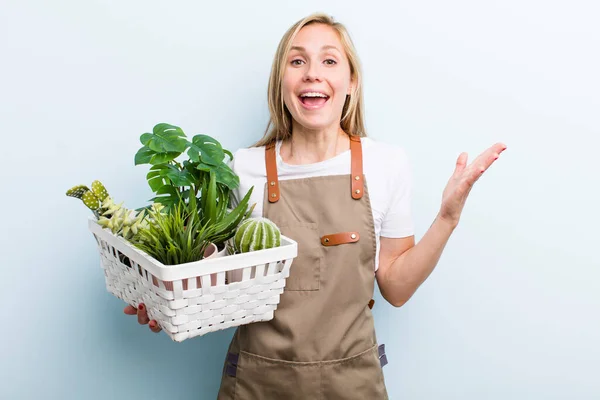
[214,162,239,190]
[216,185,229,219]
[149,151,181,165]
[197,161,239,190]
[140,133,152,146]
[211,187,253,234]
[147,165,168,192]
[149,185,181,212]
[196,163,211,172]
[134,146,156,165]
[160,164,195,187]
[182,160,201,183]
[187,134,224,166]
[205,170,217,226]
[140,123,188,153]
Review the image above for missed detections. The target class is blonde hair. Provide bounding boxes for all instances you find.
[252,12,367,148]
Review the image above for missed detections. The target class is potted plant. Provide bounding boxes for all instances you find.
[133,123,253,254]
[67,123,298,342]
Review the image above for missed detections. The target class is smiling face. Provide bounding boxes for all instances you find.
[282,23,354,133]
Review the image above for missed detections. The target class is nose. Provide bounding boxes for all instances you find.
[303,62,322,82]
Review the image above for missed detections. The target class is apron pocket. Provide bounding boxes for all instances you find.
[277,222,322,291]
[321,344,389,400]
[234,350,321,400]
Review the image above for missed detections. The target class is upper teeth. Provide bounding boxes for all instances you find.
[300,92,328,98]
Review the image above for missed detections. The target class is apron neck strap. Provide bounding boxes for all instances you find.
[349,136,364,199]
[265,141,280,203]
[265,136,364,203]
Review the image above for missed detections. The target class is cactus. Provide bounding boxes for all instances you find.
[66,185,96,209]
[66,180,118,218]
[233,217,281,253]
[82,190,101,211]
[66,185,90,199]
[91,180,109,202]
[66,181,104,211]
[66,180,148,240]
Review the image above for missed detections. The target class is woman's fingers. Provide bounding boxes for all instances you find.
[124,304,137,315]
[149,320,162,333]
[137,303,150,325]
[464,142,507,181]
[454,152,468,176]
[481,142,506,167]
[125,303,161,333]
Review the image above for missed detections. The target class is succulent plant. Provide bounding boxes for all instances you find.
[98,206,149,240]
[67,180,148,240]
[233,217,281,253]
[100,197,124,218]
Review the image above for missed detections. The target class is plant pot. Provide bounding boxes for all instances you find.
[203,242,219,259]
[202,242,221,287]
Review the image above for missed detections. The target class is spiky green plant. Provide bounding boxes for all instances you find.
[201,182,256,249]
[131,196,215,265]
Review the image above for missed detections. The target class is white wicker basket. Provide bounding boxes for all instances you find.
[88,218,297,342]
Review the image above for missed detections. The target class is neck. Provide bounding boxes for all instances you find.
[281,122,350,165]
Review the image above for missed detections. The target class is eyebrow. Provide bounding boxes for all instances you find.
[289,45,341,53]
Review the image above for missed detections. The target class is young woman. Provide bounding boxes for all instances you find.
[128,12,506,399]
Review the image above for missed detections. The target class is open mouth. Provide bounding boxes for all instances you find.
[299,93,330,109]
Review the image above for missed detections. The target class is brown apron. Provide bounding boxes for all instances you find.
[217,136,389,399]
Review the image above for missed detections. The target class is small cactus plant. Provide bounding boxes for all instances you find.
[66,180,111,219]
[233,217,281,253]
[67,180,148,240]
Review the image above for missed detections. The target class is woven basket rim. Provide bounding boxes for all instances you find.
[88,217,297,281]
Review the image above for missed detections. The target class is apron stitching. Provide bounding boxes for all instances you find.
[360,178,378,275]
[238,343,378,366]
[319,363,323,400]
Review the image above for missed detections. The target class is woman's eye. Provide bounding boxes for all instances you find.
[291,59,304,66]
[324,59,337,65]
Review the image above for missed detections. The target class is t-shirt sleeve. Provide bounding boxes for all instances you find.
[380,147,415,238]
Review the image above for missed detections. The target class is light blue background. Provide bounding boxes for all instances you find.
[2,0,598,399]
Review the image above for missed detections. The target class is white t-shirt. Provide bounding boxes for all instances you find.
[228,137,414,271]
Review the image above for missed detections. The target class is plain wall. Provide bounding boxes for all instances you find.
[1,0,598,399]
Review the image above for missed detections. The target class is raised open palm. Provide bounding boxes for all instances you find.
[439,142,507,227]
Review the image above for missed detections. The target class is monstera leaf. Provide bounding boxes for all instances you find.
[134,123,248,243]
[135,123,187,166]
[140,123,188,154]
[160,164,195,187]
[146,165,168,192]
[150,185,190,211]
[187,134,225,166]
[197,160,239,190]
